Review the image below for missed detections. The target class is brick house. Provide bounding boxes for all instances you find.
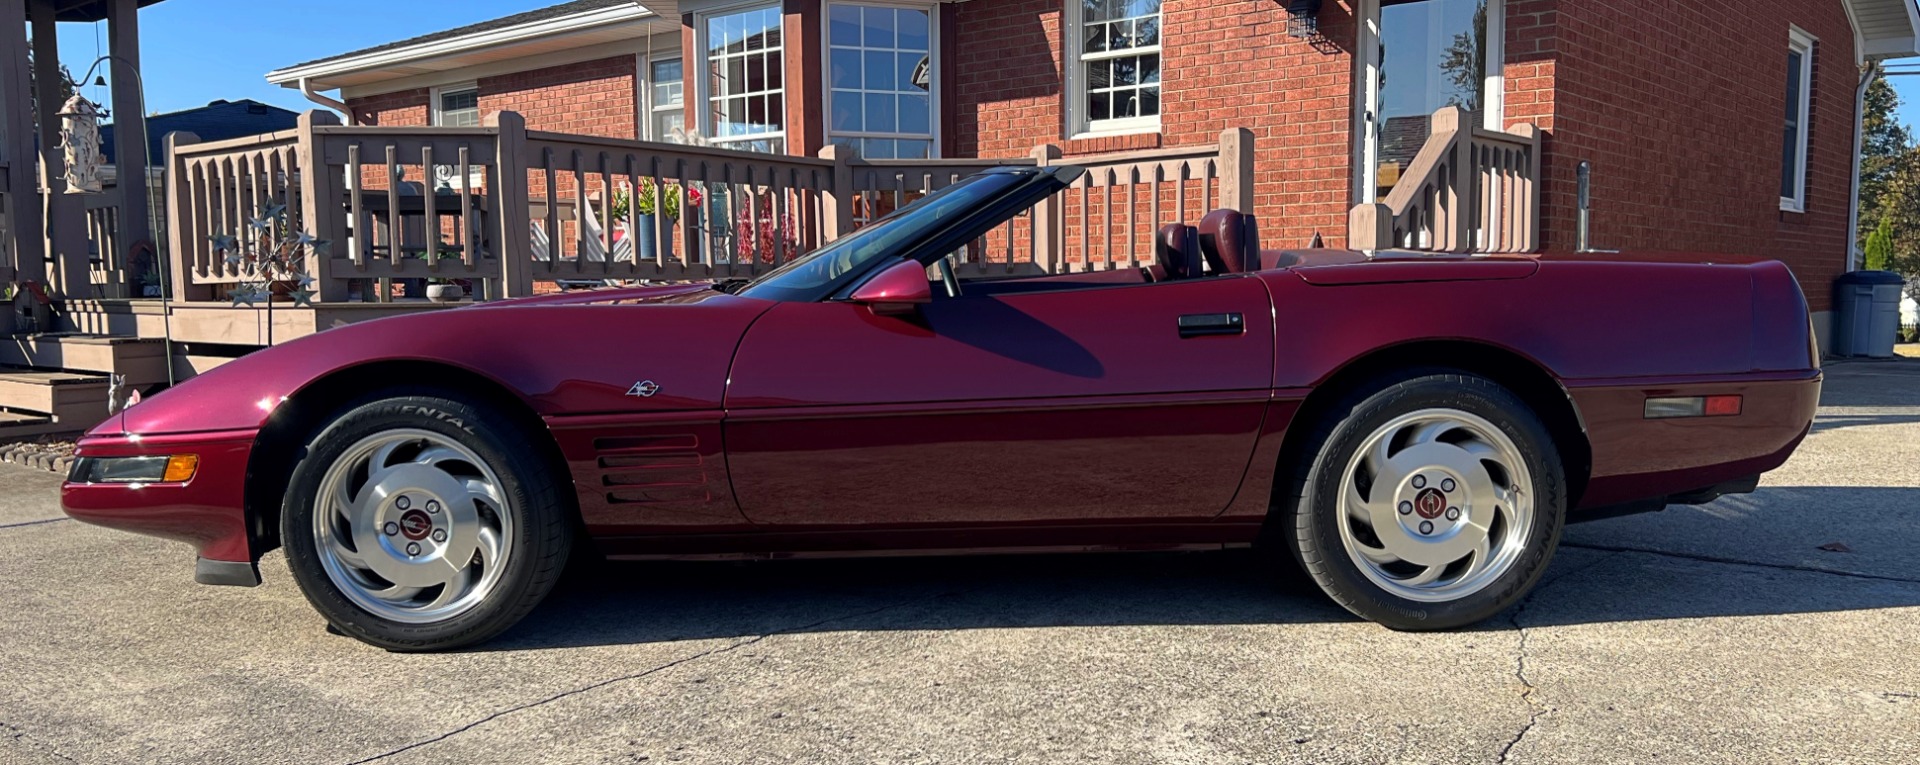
[267,0,1920,348]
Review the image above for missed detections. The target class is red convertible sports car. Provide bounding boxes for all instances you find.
[63,167,1820,651]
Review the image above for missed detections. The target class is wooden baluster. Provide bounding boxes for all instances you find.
[422,145,439,272]
[385,144,401,272]
[348,144,366,272]
[459,145,476,269]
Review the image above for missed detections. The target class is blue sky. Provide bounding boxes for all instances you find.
[52,0,536,116]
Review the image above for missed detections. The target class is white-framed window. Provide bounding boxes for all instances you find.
[826,2,937,159]
[698,3,788,153]
[1066,0,1162,137]
[430,83,484,190]
[643,54,686,141]
[432,83,481,127]
[1353,0,1507,205]
[1782,27,1816,212]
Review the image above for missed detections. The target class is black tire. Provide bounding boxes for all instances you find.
[1278,371,1566,630]
[280,390,572,651]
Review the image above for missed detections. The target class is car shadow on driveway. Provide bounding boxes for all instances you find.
[476,485,1920,652]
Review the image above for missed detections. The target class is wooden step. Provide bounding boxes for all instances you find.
[0,409,73,440]
[0,333,171,386]
[0,332,170,386]
[0,368,110,418]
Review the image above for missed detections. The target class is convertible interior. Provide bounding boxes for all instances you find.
[946,208,1300,298]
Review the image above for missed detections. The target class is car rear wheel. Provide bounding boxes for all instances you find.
[281,391,571,651]
[1280,371,1565,629]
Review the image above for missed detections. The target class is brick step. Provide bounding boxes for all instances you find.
[0,368,111,428]
[0,333,170,385]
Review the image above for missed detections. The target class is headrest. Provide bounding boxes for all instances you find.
[1156,223,1200,280]
[1198,209,1262,274]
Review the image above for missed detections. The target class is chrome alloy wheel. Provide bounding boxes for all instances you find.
[312,429,513,624]
[1335,408,1534,603]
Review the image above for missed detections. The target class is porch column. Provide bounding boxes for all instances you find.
[30,0,93,299]
[0,0,48,286]
[108,0,152,296]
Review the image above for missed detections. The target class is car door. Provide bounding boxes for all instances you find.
[723,274,1276,527]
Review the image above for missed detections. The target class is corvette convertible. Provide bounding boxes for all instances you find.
[63,167,1820,651]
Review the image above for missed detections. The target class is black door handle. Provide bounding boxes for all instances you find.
[1177,313,1245,338]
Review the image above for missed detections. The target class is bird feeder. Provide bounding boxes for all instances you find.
[58,94,105,195]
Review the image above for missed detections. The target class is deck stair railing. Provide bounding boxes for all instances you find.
[1349,106,1541,254]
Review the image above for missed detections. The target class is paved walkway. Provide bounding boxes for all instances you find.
[2,361,1916,764]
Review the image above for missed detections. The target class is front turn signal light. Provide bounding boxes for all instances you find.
[162,454,199,483]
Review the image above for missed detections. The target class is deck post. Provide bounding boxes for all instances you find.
[1029,142,1062,273]
[1348,203,1390,251]
[1218,127,1255,215]
[488,111,534,299]
[163,131,212,302]
[295,111,348,302]
[30,0,92,300]
[0,0,46,288]
[819,143,854,241]
[106,0,151,298]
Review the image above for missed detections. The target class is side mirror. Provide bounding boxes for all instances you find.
[848,259,933,315]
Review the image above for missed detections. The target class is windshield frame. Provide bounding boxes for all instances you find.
[735,168,1048,303]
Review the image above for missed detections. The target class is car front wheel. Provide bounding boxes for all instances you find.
[1282,371,1566,630]
[280,391,572,651]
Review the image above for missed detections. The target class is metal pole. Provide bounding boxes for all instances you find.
[78,54,172,386]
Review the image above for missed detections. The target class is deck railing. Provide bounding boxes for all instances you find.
[161,110,1255,304]
[1349,106,1540,254]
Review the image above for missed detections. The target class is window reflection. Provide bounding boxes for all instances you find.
[828,4,936,158]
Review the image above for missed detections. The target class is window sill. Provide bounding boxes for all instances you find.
[1064,132,1163,156]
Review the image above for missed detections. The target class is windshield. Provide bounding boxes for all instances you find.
[736,172,1027,302]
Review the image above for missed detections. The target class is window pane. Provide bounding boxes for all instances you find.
[1140,88,1159,117]
[862,138,896,159]
[759,7,782,49]
[900,52,927,92]
[832,89,863,131]
[765,93,785,131]
[895,139,931,159]
[863,6,895,48]
[899,93,931,133]
[864,91,896,132]
[651,60,684,106]
[655,110,684,141]
[829,4,861,43]
[1084,22,1107,54]
[1088,91,1110,121]
[1783,49,1805,199]
[864,50,895,90]
[899,9,930,51]
[831,49,861,89]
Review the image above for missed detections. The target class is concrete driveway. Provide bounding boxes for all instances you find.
[2,362,1916,765]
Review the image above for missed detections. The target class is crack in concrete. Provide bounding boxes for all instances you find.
[1494,551,1623,765]
[1562,542,1920,585]
[1,720,81,764]
[0,518,70,531]
[344,594,948,764]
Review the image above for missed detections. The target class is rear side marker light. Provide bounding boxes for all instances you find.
[1644,395,1743,419]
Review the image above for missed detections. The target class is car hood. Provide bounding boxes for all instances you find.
[105,288,775,437]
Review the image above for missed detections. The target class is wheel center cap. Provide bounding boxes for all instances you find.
[398,509,433,541]
[1414,487,1447,520]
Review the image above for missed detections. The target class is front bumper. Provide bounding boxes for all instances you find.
[61,429,262,586]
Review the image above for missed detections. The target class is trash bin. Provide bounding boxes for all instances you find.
[1832,270,1907,358]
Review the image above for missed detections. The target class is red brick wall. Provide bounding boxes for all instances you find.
[1516,0,1857,312]
[351,88,429,127]
[478,55,638,138]
[346,55,637,137]
[949,0,1361,250]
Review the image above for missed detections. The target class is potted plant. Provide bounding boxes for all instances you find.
[425,278,466,303]
[613,179,698,262]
